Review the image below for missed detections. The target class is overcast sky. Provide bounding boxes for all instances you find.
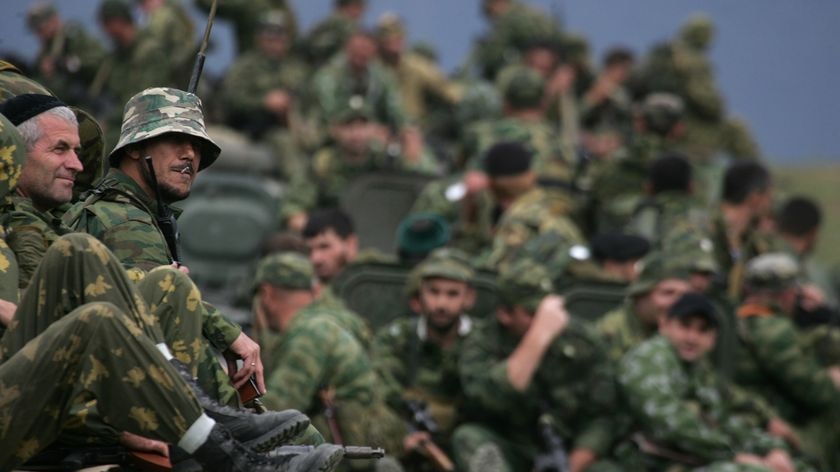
[1,0,839,163]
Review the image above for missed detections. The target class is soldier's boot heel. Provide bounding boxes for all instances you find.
[193,424,345,472]
[169,358,310,451]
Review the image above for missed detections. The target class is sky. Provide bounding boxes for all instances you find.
[1,0,839,163]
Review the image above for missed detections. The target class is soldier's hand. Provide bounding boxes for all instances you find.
[0,299,16,327]
[798,283,826,312]
[532,295,569,340]
[119,432,169,457]
[403,431,432,453]
[827,366,840,390]
[763,449,795,472]
[734,453,764,466]
[169,262,190,275]
[766,417,801,450]
[229,332,266,394]
[263,90,291,115]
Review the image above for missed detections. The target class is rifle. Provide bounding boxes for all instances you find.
[187,0,217,93]
[143,156,182,265]
[404,400,455,472]
[267,445,385,460]
[23,446,170,472]
[532,414,570,472]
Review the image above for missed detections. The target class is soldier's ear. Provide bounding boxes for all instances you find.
[124,145,143,161]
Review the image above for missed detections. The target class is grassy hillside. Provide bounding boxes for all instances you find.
[774,163,840,268]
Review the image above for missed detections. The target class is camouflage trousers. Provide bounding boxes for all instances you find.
[0,301,202,470]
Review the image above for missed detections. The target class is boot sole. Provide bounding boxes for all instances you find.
[242,415,310,453]
[314,446,345,472]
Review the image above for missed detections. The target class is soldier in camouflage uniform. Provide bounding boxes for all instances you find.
[734,253,840,470]
[596,250,693,362]
[0,113,27,332]
[304,0,366,65]
[66,87,262,405]
[0,233,342,471]
[195,0,299,54]
[453,260,618,472]
[26,2,106,107]
[253,252,407,467]
[0,94,80,288]
[371,250,475,469]
[617,292,800,471]
[481,141,584,270]
[135,0,196,85]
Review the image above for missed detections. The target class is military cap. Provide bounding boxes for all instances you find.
[665,232,718,275]
[744,253,800,291]
[98,0,134,22]
[640,93,684,132]
[375,12,405,39]
[500,66,545,110]
[483,140,533,177]
[415,252,475,284]
[258,10,289,33]
[110,87,220,171]
[26,2,58,30]
[590,232,650,263]
[627,250,692,297]
[679,13,715,50]
[405,247,474,296]
[332,95,373,125]
[498,259,554,312]
[668,292,719,328]
[397,213,451,259]
[0,93,68,126]
[0,113,27,205]
[253,252,315,291]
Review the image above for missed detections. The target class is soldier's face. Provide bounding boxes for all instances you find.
[18,113,82,211]
[305,229,358,282]
[141,134,202,202]
[660,315,716,362]
[635,278,691,326]
[346,35,377,71]
[416,278,473,332]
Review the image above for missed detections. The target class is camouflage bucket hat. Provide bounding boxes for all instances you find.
[0,113,27,205]
[253,252,315,292]
[498,259,554,312]
[109,87,221,171]
[627,250,693,298]
[744,253,800,292]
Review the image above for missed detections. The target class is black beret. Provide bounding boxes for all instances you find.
[668,292,718,328]
[0,93,67,126]
[482,141,533,177]
[590,232,650,262]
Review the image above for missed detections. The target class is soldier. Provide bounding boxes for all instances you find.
[309,30,406,134]
[93,0,170,148]
[375,13,462,127]
[304,0,366,65]
[589,231,650,282]
[0,94,80,288]
[252,252,407,463]
[617,292,799,471]
[596,250,693,362]
[371,250,475,469]
[0,113,27,331]
[735,253,840,469]
[134,0,196,85]
[67,87,263,405]
[482,141,584,270]
[26,2,106,106]
[586,92,686,234]
[194,0,299,54]
[579,47,635,161]
[453,261,618,472]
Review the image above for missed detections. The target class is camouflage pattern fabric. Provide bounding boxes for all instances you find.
[304,12,358,65]
[596,301,656,363]
[625,191,711,248]
[315,286,373,350]
[31,21,106,105]
[0,112,26,305]
[195,0,299,53]
[254,251,315,290]
[486,187,584,270]
[371,314,472,446]
[454,317,616,470]
[383,52,462,124]
[259,303,406,460]
[141,0,196,85]
[617,336,785,470]
[0,302,201,470]
[734,302,840,468]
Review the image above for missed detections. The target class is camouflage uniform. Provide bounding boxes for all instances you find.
[28,4,106,106]
[617,335,786,471]
[486,187,584,270]
[253,253,406,463]
[140,0,195,84]
[0,114,26,312]
[304,11,359,65]
[453,262,617,471]
[624,190,711,248]
[195,0,299,53]
[370,256,476,454]
[315,286,373,350]
[734,254,840,469]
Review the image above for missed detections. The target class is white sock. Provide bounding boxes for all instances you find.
[178,413,216,454]
[156,343,174,361]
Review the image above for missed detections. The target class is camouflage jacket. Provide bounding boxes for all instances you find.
[33,21,105,104]
[707,211,779,299]
[314,286,373,350]
[619,335,783,467]
[459,317,617,455]
[66,169,242,349]
[384,52,461,123]
[195,0,299,53]
[487,187,584,270]
[221,50,309,120]
[596,300,655,363]
[371,315,473,439]
[624,191,710,247]
[0,225,17,304]
[259,304,406,451]
[734,302,840,422]
[2,195,72,289]
[142,0,195,81]
[304,12,357,65]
